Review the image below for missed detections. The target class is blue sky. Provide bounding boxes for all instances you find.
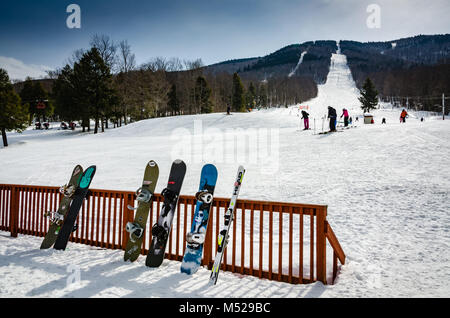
[1,0,449,80]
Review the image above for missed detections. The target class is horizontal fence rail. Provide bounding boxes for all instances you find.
[0,184,345,285]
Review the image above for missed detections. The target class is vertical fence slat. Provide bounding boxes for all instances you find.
[278,206,283,282]
[20,188,25,233]
[269,205,273,280]
[249,203,254,276]
[299,208,304,282]
[182,198,188,253]
[240,205,245,274]
[100,193,106,247]
[176,198,181,258]
[310,209,314,282]
[231,204,237,272]
[107,193,112,248]
[288,206,293,283]
[118,194,124,249]
[316,206,327,284]
[259,204,263,279]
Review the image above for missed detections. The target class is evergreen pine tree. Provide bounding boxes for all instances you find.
[167,83,180,115]
[72,48,116,133]
[246,82,256,110]
[232,73,245,112]
[359,77,379,113]
[0,69,28,147]
[194,76,213,114]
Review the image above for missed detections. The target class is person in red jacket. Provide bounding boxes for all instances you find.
[400,109,408,123]
[341,108,349,127]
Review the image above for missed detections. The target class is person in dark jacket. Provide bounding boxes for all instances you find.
[301,110,310,130]
[328,106,337,131]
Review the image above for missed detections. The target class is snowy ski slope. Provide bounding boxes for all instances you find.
[0,44,449,298]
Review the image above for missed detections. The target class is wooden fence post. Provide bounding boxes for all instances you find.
[203,204,214,269]
[10,186,19,237]
[316,206,327,284]
[121,193,134,250]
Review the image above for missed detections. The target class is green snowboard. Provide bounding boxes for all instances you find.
[40,165,83,249]
[124,160,159,262]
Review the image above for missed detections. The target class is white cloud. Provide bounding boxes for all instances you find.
[0,56,52,81]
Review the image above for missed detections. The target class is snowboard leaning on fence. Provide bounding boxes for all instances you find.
[180,164,218,275]
[124,160,159,262]
[209,166,245,285]
[53,165,97,251]
[145,160,186,267]
[40,165,83,249]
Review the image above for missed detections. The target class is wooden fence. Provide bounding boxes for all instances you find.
[0,184,346,285]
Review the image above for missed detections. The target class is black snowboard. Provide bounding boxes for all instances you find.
[145,159,186,267]
[53,165,96,251]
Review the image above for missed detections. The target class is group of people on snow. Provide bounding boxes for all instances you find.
[301,107,413,132]
[300,106,351,132]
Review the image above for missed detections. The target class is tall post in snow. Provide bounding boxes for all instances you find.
[443,93,445,120]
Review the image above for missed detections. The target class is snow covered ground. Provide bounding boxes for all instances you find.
[1,45,449,298]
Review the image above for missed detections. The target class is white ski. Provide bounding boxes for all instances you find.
[209,166,245,285]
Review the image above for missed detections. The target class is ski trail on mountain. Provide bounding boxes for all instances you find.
[304,41,361,120]
[288,51,307,77]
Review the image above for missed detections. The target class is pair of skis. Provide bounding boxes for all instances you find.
[40,165,97,250]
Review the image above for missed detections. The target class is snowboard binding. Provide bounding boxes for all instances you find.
[126,222,144,242]
[127,187,153,210]
[162,188,177,202]
[186,232,205,248]
[59,184,76,197]
[160,188,178,217]
[195,190,213,205]
[151,224,168,242]
[136,187,152,203]
[44,211,65,225]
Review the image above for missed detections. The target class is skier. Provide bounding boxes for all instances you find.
[382,118,387,124]
[400,109,408,123]
[60,122,68,130]
[341,108,349,127]
[301,110,310,130]
[328,106,337,132]
[226,106,231,115]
